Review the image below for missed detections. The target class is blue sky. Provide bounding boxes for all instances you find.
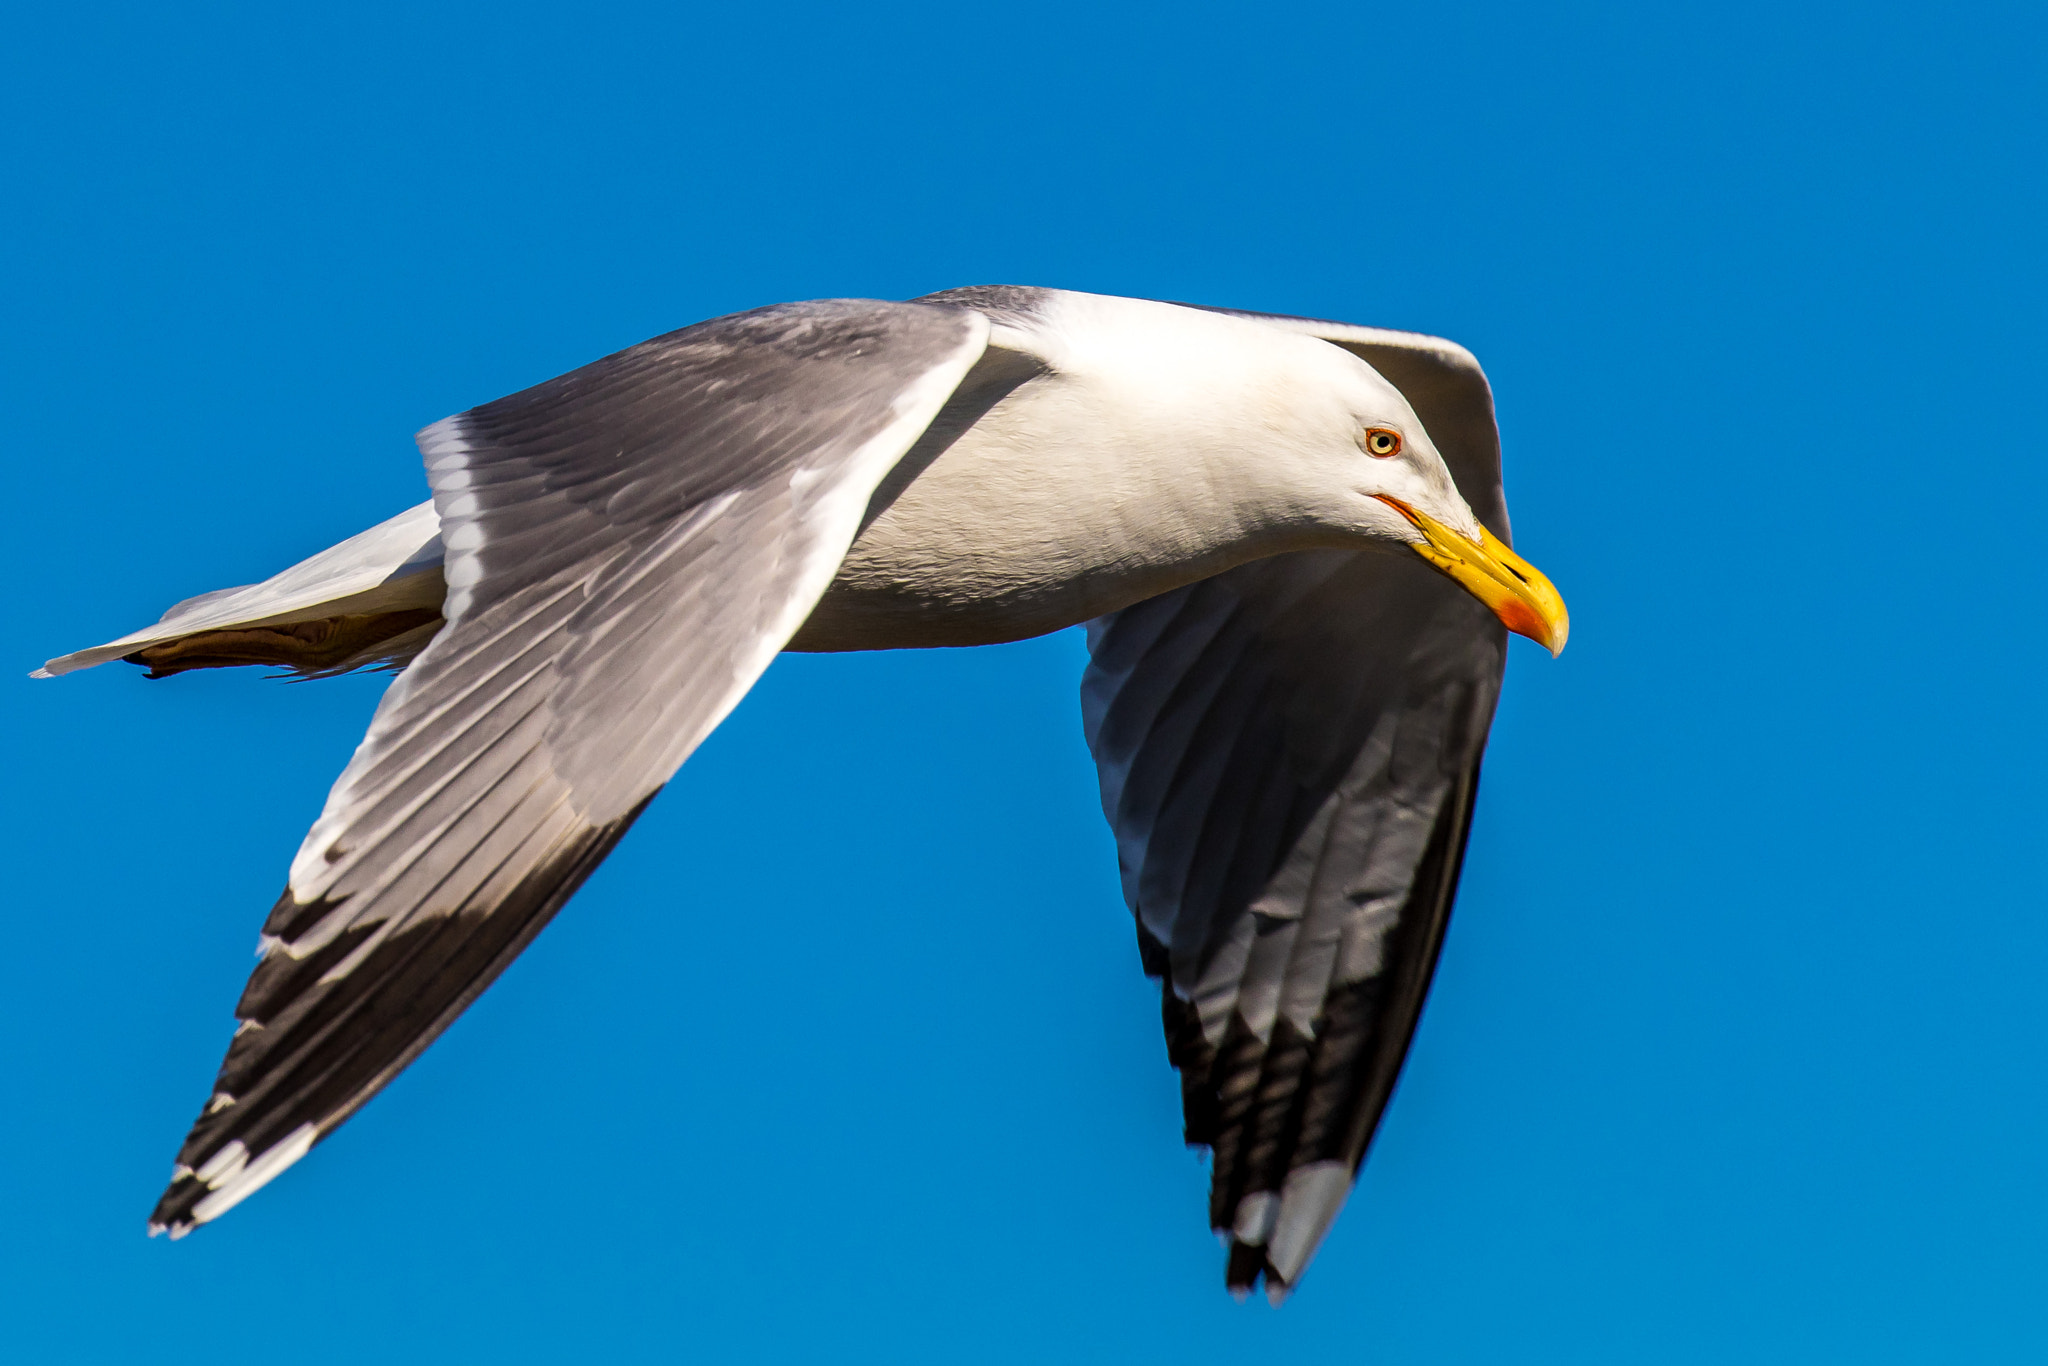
[5,1,2046,1361]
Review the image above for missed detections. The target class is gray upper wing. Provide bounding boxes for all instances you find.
[1083,308,1509,1299]
[150,298,988,1235]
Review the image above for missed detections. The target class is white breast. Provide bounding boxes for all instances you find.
[789,295,1369,652]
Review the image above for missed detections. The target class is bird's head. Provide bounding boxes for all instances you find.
[1306,356,1570,656]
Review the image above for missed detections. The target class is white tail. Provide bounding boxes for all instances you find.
[36,501,447,679]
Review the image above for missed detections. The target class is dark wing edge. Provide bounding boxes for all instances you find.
[1085,311,1510,1301]
[148,299,989,1235]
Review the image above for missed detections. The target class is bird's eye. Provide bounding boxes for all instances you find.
[1364,427,1402,458]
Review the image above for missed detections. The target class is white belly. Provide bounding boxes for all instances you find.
[787,350,1341,652]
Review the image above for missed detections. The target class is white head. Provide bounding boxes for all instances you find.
[1086,302,1570,654]
[1261,335,1568,653]
[986,291,1569,652]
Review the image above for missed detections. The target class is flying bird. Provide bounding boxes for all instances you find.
[39,287,1567,1301]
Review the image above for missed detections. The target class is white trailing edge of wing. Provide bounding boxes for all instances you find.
[34,501,448,678]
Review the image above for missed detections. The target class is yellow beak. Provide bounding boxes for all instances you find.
[1375,496,1570,655]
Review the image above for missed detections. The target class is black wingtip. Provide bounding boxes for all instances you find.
[1224,1240,1303,1305]
[1225,1238,1267,1296]
[149,1170,205,1234]
[147,789,664,1239]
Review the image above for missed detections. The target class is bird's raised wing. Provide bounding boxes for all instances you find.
[1083,312,1509,1299]
[150,299,988,1235]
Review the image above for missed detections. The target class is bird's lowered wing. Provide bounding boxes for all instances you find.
[1083,312,1509,1299]
[149,299,988,1235]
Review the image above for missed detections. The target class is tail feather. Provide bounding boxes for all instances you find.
[35,500,446,678]
[122,607,443,679]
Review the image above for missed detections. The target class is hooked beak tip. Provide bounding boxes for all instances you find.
[1374,496,1569,655]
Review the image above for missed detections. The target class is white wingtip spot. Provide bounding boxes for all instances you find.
[206,1093,236,1114]
[189,1124,317,1225]
[28,667,54,680]
[193,1140,248,1186]
[1264,1161,1352,1286]
[1231,1190,1280,1246]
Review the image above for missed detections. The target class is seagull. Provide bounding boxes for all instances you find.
[38,287,1567,1301]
